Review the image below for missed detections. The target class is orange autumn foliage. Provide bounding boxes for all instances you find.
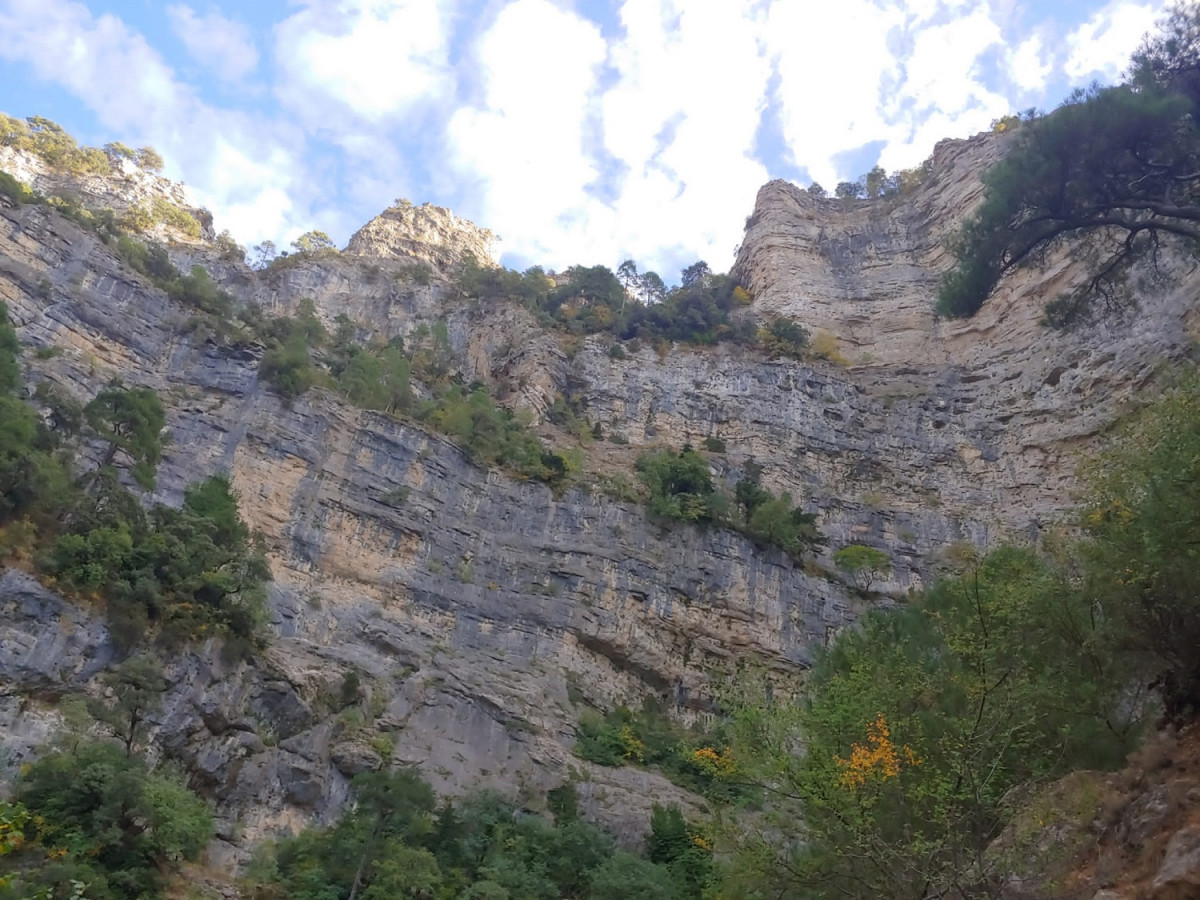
[835,714,919,789]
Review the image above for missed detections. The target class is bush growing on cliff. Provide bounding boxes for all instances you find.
[1080,378,1200,720]
[636,446,718,523]
[167,265,234,317]
[249,768,706,900]
[637,448,825,559]
[84,383,166,489]
[574,699,756,805]
[0,170,38,205]
[46,473,271,651]
[120,197,203,239]
[0,741,212,899]
[454,255,759,350]
[833,543,891,592]
[757,316,809,358]
[260,332,320,402]
[0,303,74,536]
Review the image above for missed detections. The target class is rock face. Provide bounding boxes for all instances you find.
[1,128,1198,864]
[986,724,1200,898]
[1153,825,1200,899]
[345,201,496,273]
[734,130,1198,544]
[0,199,847,854]
[0,145,214,244]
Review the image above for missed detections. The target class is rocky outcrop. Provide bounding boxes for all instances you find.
[0,145,214,244]
[732,130,1198,545]
[987,724,1200,899]
[345,200,496,274]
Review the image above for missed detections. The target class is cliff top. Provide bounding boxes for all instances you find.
[345,199,497,272]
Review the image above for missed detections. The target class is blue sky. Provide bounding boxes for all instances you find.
[0,0,1167,279]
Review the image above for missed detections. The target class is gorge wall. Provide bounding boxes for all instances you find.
[1,128,1197,865]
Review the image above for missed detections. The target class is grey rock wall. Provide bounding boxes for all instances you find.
[2,127,1198,860]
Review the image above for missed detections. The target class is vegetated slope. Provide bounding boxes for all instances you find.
[990,722,1200,899]
[0,106,1196,881]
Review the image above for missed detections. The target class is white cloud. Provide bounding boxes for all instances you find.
[1064,1,1162,82]
[166,4,259,83]
[275,0,455,123]
[597,0,772,273]
[446,0,772,276]
[446,0,608,266]
[0,0,184,133]
[877,4,1010,171]
[1009,33,1051,93]
[767,0,903,188]
[769,1,1018,187]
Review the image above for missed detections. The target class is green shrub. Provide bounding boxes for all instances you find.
[573,699,756,804]
[833,544,892,591]
[0,170,37,204]
[759,316,810,358]
[729,544,1144,897]
[115,235,179,283]
[167,265,233,316]
[1,741,212,899]
[45,473,270,650]
[636,446,717,523]
[250,769,702,900]
[150,197,201,238]
[260,334,319,402]
[1081,380,1200,719]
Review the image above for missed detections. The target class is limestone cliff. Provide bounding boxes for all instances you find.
[0,127,1197,869]
[0,144,214,245]
[345,200,496,273]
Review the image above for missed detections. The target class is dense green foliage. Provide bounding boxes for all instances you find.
[731,547,1140,897]
[832,543,891,592]
[44,473,271,652]
[84,384,165,489]
[728,378,1200,897]
[248,770,710,899]
[636,450,824,560]
[0,742,212,899]
[0,304,269,652]
[938,7,1200,320]
[0,170,37,204]
[574,700,755,805]
[1,114,163,177]
[825,159,932,201]
[1079,380,1200,719]
[636,446,719,523]
[455,256,769,351]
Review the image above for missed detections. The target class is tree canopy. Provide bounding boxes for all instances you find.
[938,5,1200,321]
[727,376,1200,898]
